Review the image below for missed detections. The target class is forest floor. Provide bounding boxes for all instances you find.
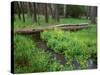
[14,16,97,73]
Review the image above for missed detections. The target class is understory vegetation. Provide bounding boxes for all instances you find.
[41,25,97,69]
[13,14,97,73]
[13,2,97,73]
[14,25,97,73]
[14,34,66,73]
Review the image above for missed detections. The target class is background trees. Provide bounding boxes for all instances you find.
[13,1,97,24]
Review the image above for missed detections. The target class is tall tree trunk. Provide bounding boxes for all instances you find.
[90,6,97,24]
[51,4,55,19]
[86,6,90,19]
[20,2,25,22]
[63,5,66,17]
[27,2,32,17]
[32,3,37,22]
[16,2,21,20]
[55,4,59,22]
[44,4,48,23]
[51,4,59,22]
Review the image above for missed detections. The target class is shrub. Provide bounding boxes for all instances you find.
[41,28,97,69]
[14,34,52,73]
[41,28,71,53]
[14,34,35,73]
[48,60,64,71]
[31,48,51,72]
[64,40,89,69]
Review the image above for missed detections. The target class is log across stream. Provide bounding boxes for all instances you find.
[15,23,89,34]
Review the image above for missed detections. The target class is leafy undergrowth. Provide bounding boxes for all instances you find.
[14,34,73,73]
[41,25,97,69]
[14,25,97,73]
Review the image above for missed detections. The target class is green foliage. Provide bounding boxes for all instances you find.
[41,26,97,69]
[14,14,36,29]
[14,48,52,73]
[62,62,74,70]
[60,18,89,24]
[31,48,51,72]
[71,25,97,64]
[14,34,65,73]
[48,60,64,71]
[41,28,71,53]
[65,26,97,69]
[48,59,74,71]
[67,5,86,18]
[14,34,35,73]
[14,34,34,66]
[14,25,97,73]
[64,40,89,69]
[14,34,50,73]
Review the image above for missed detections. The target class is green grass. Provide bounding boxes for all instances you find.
[14,14,89,29]
[14,14,36,29]
[60,18,89,24]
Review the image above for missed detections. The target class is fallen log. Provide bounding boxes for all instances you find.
[15,23,89,34]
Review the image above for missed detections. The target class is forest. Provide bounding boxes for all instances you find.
[12,1,97,73]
